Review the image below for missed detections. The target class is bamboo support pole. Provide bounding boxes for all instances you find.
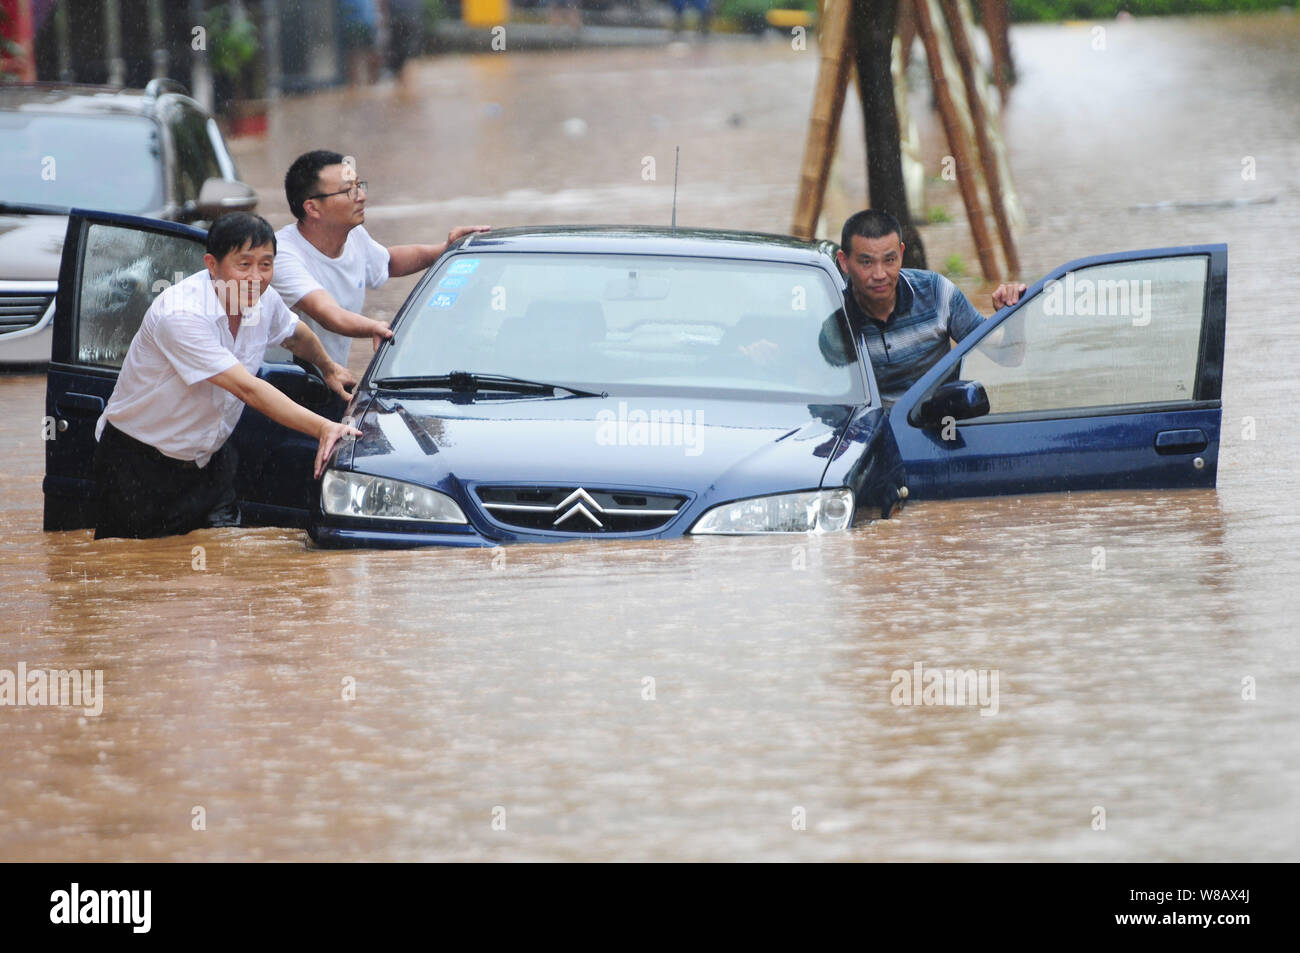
[792,0,855,240]
[978,0,1014,104]
[910,0,998,280]
[939,0,1019,276]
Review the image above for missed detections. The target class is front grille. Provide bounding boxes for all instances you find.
[475,485,687,534]
[0,291,55,334]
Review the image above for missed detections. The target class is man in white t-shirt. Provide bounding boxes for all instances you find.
[272,149,489,376]
[93,213,361,539]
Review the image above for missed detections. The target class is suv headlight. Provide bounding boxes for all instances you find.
[689,488,854,535]
[321,470,467,523]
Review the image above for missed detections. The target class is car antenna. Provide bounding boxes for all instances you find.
[671,146,680,232]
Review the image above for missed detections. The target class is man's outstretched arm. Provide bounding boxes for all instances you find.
[387,224,492,278]
[280,321,358,399]
[293,289,393,351]
[208,363,361,477]
[950,279,1024,365]
[978,284,1027,365]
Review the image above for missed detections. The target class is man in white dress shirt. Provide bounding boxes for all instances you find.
[93,213,361,539]
[271,150,489,381]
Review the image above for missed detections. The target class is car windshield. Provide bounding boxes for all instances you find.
[0,113,164,214]
[374,252,864,401]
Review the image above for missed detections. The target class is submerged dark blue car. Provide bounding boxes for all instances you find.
[42,212,1227,547]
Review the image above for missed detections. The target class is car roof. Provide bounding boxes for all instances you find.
[458,225,841,266]
[0,81,204,119]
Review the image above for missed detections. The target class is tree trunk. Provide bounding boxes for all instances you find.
[851,0,926,269]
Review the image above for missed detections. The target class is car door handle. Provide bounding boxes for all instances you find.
[1154,429,1208,454]
[55,393,106,417]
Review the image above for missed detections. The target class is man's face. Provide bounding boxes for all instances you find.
[838,232,905,310]
[206,241,275,315]
[307,162,366,227]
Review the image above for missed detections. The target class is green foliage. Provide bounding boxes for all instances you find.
[943,254,967,277]
[717,0,820,24]
[0,43,25,81]
[1008,0,1284,21]
[423,0,445,33]
[927,206,953,223]
[0,5,26,80]
[205,4,260,81]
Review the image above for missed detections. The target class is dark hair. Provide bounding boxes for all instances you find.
[284,149,346,220]
[840,209,903,253]
[206,212,276,260]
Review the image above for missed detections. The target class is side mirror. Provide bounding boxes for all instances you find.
[261,358,338,411]
[915,380,990,428]
[191,178,258,221]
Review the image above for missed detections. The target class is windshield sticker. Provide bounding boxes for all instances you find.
[428,292,459,308]
[437,275,468,290]
[446,258,480,276]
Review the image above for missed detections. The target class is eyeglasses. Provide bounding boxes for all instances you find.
[307,181,368,202]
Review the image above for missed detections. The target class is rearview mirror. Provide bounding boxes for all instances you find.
[915,380,990,428]
[192,178,258,222]
[603,273,670,301]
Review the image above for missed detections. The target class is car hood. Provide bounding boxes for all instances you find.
[0,212,68,280]
[346,393,860,499]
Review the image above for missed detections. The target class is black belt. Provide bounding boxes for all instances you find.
[102,421,203,470]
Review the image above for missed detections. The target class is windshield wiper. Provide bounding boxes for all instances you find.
[371,371,606,398]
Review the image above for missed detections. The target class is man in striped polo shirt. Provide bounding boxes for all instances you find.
[823,209,1025,406]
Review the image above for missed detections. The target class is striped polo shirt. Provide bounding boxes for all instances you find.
[845,269,985,405]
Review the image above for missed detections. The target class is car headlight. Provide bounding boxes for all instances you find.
[689,488,854,535]
[321,470,468,523]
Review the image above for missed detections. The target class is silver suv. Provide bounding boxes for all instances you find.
[0,79,257,365]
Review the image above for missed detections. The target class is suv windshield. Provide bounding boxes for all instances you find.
[375,252,864,401]
[0,113,164,214]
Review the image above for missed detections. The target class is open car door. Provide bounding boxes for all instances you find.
[43,210,334,531]
[43,211,207,530]
[889,244,1227,499]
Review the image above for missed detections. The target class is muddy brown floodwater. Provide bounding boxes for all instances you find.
[2,15,1298,861]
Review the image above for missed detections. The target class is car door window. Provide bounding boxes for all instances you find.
[206,117,239,181]
[959,255,1209,416]
[76,223,206,368]
[170,105,225,209]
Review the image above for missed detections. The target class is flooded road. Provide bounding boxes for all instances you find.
[3,14,1298,861]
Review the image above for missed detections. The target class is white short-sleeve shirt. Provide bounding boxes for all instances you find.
[95,269,299,467]
[271,222,390,367]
